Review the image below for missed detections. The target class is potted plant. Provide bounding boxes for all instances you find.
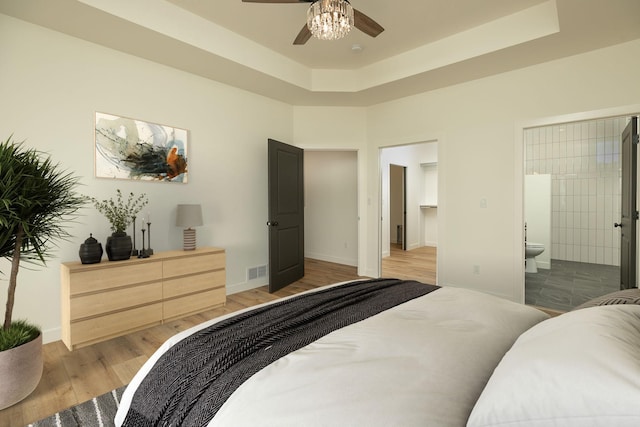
[0,136,85,409]
[89,189,148,261]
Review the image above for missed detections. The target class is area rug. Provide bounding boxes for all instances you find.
[27,386,126,427]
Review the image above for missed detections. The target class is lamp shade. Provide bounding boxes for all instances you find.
[176,204,203,228]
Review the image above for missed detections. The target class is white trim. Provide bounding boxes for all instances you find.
[42,326,61,345]
[227,280,266,295]
[305,253,358,267]
[406,242,422,251]
[536,260,551,270]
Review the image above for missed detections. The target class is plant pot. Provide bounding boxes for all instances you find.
[0,333,43,410]
[105,232,132,261]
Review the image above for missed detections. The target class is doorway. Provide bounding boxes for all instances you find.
[523,115,634,310]
[380,142,438,284]
[267,144,359,292]
[304,150,358,267]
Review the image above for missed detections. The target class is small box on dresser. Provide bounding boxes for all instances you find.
[61,247,226,351]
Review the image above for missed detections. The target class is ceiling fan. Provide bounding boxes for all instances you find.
[242,0,384,45]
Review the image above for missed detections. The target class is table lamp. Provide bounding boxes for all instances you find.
[176,204,203,250]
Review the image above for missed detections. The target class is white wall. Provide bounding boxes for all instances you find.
[421,162,439,247]
[366,38,640,301]
[0,14,293,343]
[422,208,438,247]
[304,151,358,266]
[525,174,552,269]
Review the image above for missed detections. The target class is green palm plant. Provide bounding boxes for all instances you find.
[0,136,85,350]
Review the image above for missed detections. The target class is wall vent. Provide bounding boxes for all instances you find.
[257,264,267,278]
[247,264,268,281]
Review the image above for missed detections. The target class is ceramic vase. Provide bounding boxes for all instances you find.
[79,233,103,264]
[105,232,132,261]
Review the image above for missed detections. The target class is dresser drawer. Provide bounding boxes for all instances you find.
[162,252,225,278]
[68,262,163,295]
[70,303,163,349]
[163,270,225,299]
[70,282,162,320]
[163,288,226,320]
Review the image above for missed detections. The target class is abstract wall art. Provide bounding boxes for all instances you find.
[95,112,189,183]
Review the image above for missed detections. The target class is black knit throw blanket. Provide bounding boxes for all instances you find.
[122,278,439,427]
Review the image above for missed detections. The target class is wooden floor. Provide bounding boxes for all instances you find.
[1,248,438,426]
[382,244,437,285]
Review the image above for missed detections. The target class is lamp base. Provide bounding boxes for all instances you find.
[183,228,196,251]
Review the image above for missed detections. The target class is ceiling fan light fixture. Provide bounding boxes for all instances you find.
[307,0,354,41]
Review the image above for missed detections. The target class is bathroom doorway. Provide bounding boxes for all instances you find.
[523,115,633,311]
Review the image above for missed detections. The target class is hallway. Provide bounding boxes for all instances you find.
[382,244,437,285]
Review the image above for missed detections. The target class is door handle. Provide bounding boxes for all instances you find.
[266,221,279,227]
[614,223,622,228]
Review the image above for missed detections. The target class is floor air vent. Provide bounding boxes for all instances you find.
[248,264,268,281]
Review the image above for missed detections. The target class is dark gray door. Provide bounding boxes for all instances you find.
[390,164,407,250]
[618,117,637,289]
[267,139,304,292]
[402,166,407,251]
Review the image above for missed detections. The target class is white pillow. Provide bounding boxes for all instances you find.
[467,305,640,427]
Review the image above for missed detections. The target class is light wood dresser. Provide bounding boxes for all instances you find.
[60,247,225,351]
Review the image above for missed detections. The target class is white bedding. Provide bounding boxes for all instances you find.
[115,285,549,427]
[468,304,640,427]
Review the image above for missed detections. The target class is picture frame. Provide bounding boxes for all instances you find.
[94,112,189,183]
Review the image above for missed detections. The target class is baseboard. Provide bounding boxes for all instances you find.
[228,254,357,295]
[42,327,61,345]
[423,241,438,247]
[537,260,551,269]
[227,280,265,295]
[361,267,378,278]
[305,252,358,267]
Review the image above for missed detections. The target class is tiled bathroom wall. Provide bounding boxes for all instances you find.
[525,116,628,266]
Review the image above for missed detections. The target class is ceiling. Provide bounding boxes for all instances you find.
[166,0,546,69]
[2,0,640,106]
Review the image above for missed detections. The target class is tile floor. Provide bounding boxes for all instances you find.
[525,259,620,312]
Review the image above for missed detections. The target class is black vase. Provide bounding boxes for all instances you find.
[105,232,132,261]
[79,233,103,264]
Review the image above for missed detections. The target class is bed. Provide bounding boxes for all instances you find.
[114,278,640,427]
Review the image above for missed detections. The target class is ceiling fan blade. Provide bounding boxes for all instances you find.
[242,0,312,3]
[293,24,312,45]
[353,8,384,38]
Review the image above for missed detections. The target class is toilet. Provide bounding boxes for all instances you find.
[525,242,545,273]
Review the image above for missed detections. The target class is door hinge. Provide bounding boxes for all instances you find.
[633,134,639,145]
[635,211,639,221]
